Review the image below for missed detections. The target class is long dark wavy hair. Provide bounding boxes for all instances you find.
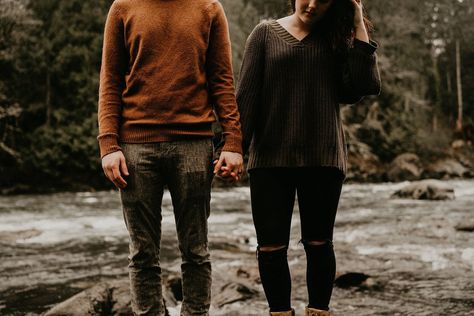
[289,0,374,52]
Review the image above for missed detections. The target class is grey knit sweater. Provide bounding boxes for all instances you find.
[236,20,381,174]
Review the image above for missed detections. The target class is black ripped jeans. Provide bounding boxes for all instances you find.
[249,167,344,312]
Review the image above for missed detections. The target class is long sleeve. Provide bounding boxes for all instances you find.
[236,23,267,155]
[206,2,242,154]
[339,39,381,104]
[97,2,128,158]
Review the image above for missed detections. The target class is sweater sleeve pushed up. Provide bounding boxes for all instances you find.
[236,23,267,155]
[97,3,128,158]
[339,39,381,104]
[206,2,243,154]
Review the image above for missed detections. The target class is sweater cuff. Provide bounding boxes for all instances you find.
[98,134,122,158]
[353,39,378,55]
[222,136,243,155]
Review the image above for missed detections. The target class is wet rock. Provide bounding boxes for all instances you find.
[346,124,384,181]
[334,272,383,291]
[42,281,172,316]
[108,281,133,316]
[347,142,383,182]
[43,283,113,316]
[334,272,370,288]
[0,228,42,242]
[209,240,242,252]
[424,158,470,179]
[451,139,467,150]
[236,268,250,278]
[387,153,422,182]
[455,222,474,232]
[213,282,259,308]
[166,276,183,302]
[392,179,455,200]
[0,184,33,195]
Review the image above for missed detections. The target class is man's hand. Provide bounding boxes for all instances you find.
[102,151,129,189]
[213,151,244,182]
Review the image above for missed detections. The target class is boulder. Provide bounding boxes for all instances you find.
[346,124,384,181]
[347,141,383,181]
[334,272,370,288]
[425,158,470,179]
[213,282,259,308]
[0,229,42,242]
[451,139,467,150]
[43,282,113,316]
[387,153,422,182]
[334,272,382,291]
[42,280,172,316]
[391,179,455,200]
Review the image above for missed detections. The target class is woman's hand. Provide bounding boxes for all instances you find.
[351,0,364,28]
[351,0,369,43]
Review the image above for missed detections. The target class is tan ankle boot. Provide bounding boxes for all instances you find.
[269,309,295,316]
[305,307,331,316]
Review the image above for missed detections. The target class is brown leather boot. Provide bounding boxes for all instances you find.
[304,307,331,316]
[269,309,295,316]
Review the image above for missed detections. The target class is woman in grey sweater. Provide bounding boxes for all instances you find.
[236,0,381,315]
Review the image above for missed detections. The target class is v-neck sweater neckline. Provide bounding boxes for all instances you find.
[269,20,313,47]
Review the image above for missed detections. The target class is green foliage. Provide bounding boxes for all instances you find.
[0,0,111,190]
[353,0,474,160]
[26,115,100,178]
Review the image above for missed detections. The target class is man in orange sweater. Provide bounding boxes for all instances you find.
[98,1,243,315]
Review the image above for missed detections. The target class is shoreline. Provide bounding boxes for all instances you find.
[1,173,473,196]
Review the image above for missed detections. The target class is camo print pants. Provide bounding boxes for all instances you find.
[120,139,214,316]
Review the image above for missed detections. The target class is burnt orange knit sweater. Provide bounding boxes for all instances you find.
[98,0,242,158]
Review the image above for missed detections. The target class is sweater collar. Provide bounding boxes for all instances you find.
[269,20,314,48]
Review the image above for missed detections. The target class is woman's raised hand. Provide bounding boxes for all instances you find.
[351,0,364,28]
[351,0,369,43]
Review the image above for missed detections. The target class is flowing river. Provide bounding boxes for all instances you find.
[0,180,473,315]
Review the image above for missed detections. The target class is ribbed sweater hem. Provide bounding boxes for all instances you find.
[247,161,346,176]
[247,148,347,175]
[120,123,214,143]
[98,122,243,157]
[98,123,214,158]
[247,163,346,178]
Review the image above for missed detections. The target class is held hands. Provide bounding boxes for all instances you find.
[102,151,129,189]
[213,151,244,182]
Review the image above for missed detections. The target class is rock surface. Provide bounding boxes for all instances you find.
[43,282,113,316]
[42,269,261,315]
[345,123,384,182]
[391,179,455,200]
[455,222,474,232]
[0,228,42,242]
[424,158,470,179]
[387,153,423,182]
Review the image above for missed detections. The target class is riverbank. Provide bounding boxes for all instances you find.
[0,180,473,315]
[1,143,473,196]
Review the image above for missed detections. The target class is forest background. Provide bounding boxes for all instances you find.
[0,0,473,193]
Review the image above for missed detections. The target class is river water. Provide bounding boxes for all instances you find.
[0,180,473,315]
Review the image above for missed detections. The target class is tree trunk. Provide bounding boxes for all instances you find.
[46,71,51,127]
[455,39,463,133]
[446,65,452,96]
[431,54,442,132]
